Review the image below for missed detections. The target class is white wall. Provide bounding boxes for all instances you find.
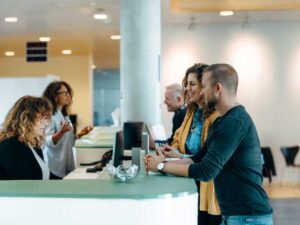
[0,76,58,124]
[0,55,93,128]
[161,21,300,183]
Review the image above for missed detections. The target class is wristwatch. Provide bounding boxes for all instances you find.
[157,162,166,172]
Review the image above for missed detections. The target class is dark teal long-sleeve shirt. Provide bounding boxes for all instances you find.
[188,105,272,216]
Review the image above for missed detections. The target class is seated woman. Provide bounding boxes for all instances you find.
[0,96,59,180]
[160,63,221,225]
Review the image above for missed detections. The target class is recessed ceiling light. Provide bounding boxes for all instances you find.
[5,51,15,56]
[62,50,72,55]
[110,35,121,40]
[93,14,108,20]
[55,3,66,8]
[39,37,51,42]
[4,17,18,22]
[219,11,234,16]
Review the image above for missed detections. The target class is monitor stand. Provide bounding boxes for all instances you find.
[131,148,141,171]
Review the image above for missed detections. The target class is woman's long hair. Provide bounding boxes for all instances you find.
[0,96,52,148]
[42,81,73,116]
[182,63,214,119]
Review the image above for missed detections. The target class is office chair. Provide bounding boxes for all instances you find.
[280,146,300,186]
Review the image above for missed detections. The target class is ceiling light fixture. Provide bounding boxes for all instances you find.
[4,17,18,22]
[62,50,72,55]
[5,51,15,56]
[220,11,234,16]
[110,35,121,40]
[55,3,66,8]
[39,37,51,42]
[93,14,108,20]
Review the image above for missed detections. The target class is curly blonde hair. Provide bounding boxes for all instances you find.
[182,63,214,119]
[0,96,52,148]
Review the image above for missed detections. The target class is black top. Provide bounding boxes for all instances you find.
[188,105,272,216]
[0,137,59,180]
[167,106,187,144]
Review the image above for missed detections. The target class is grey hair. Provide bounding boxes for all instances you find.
[165,83,184,99]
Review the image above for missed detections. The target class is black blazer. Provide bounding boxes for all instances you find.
[167,106,187,144]
[0,137,59,180]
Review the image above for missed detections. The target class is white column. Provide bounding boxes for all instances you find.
[120,0,161,124]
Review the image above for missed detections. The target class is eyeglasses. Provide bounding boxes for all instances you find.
[57,91,70,96]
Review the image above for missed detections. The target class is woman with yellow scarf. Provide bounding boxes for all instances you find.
[161,63,221,225]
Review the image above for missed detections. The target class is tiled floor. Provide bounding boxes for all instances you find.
[270,198,300,225]
[263,183,300,225]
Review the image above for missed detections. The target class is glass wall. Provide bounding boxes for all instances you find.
[93,69,120,126]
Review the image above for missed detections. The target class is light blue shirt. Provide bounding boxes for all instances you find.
[185,108,203,155]
[43,110,75,178]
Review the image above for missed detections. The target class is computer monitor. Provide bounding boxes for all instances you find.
[112,130,124,167]
[123,122,144,150]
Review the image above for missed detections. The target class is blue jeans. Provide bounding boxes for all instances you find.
[221,214,273,225]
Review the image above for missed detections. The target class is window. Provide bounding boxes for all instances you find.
[93,70,120,126]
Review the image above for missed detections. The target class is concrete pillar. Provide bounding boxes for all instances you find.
[120,0,161,124]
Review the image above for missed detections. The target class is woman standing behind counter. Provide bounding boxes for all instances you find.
[43,81,93,178]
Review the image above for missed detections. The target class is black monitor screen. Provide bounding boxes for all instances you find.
[123,122,144,150]
[112,130,124,167]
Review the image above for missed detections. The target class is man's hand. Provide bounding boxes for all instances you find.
[161,145,182,158]
[144,149,165,172]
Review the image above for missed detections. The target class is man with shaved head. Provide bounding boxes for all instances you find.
[145,64,273,225]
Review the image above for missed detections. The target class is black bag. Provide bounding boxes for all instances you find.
[80,149,113,173]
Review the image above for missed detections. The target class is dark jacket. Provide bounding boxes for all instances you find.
[167,106,187,144]
[261,147,276,183]
[0,137,59,180]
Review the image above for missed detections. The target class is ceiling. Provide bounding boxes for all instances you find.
[171,0,300,12]
[1,0,300,69]
[0,0,120,69]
